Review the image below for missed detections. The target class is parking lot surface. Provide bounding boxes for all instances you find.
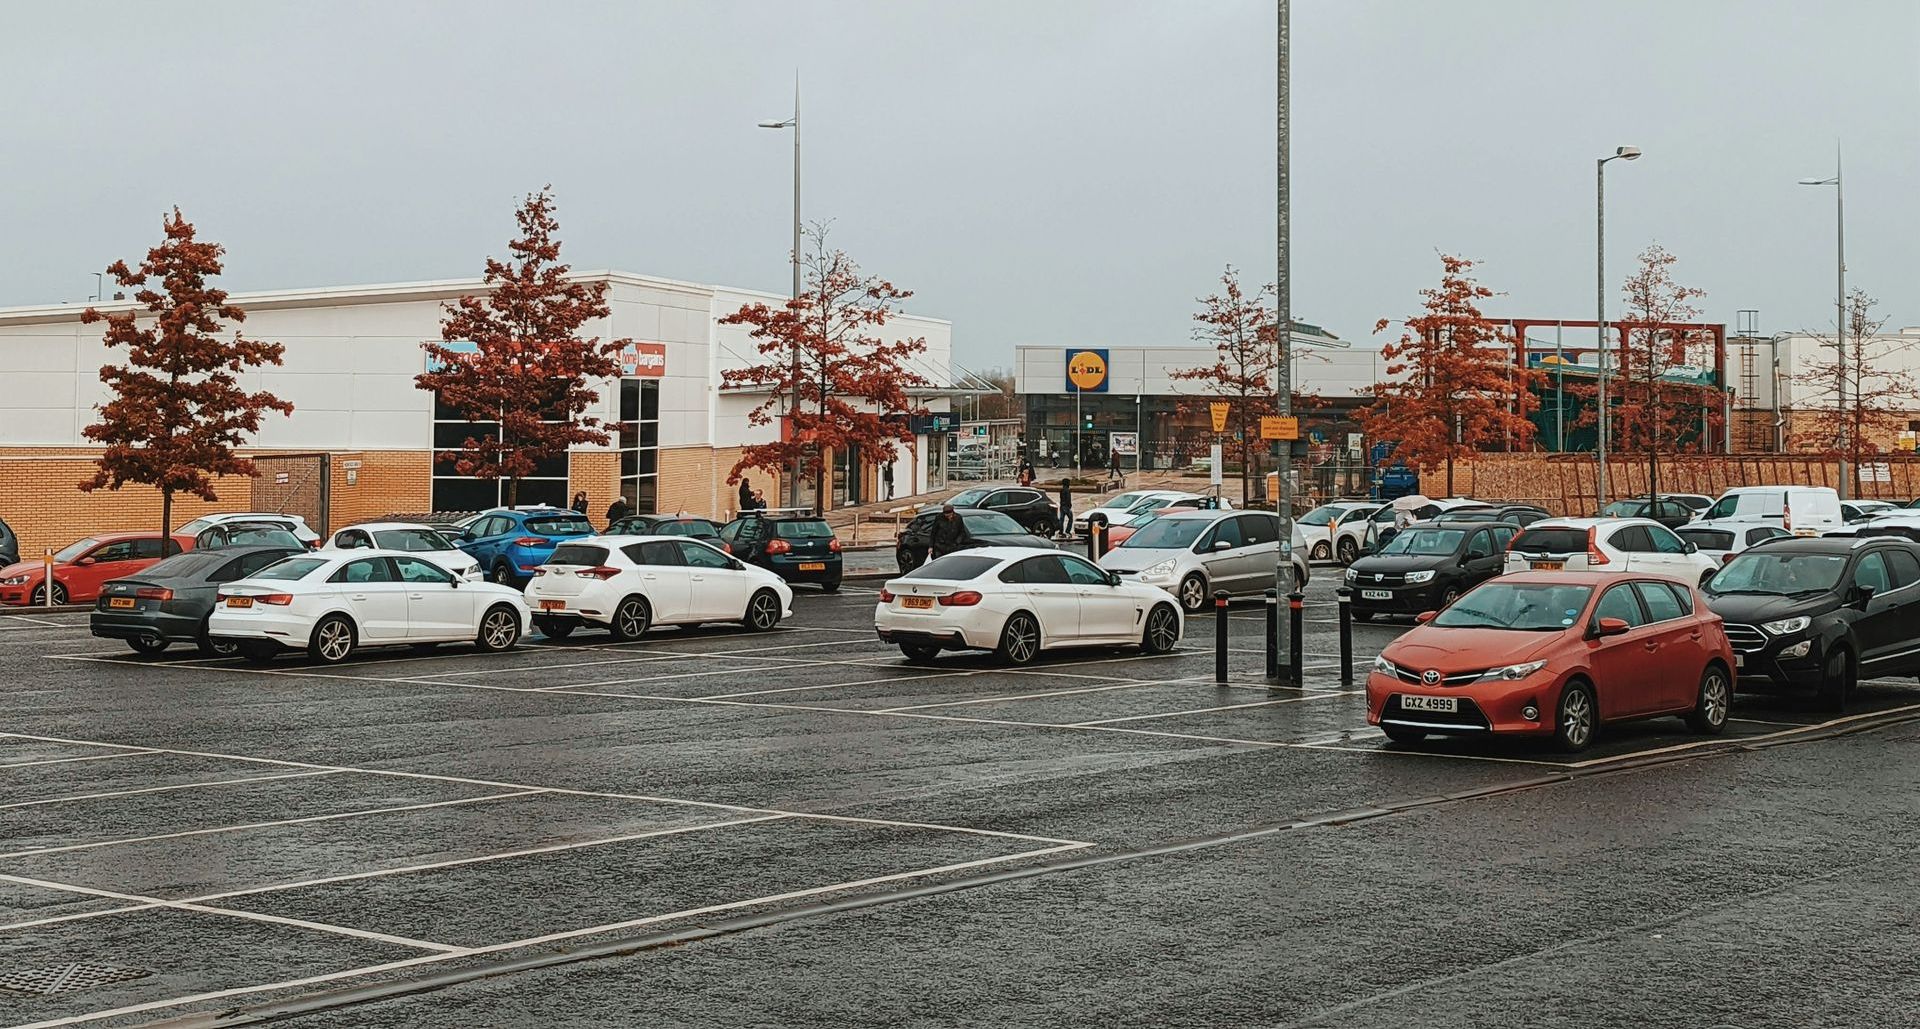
[2,573,1918,1028]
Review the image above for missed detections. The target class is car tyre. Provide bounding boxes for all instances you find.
[1382,726,1427,745]
[1553,680,1598,753]
[197,623,240,659]
[996,611,1041,666]
[476,604,521,652]
[1336,538,1359,564]
[611,596,652,642]
[239,641,278,665]
[308,615,356,665]
[1177,573,1208,614]
[28,582,68,606]
[896,548,922,574]
[489,561,514,587]
[126,636,169,657]
[1685,663,1731,734]
[534,619,574,641]
[1439,585,1461,608]
[1141,603,1180,654]
[1311,542,1330,562]
[1819,646,1854,713]
[820,573,841,594]
[900,643,941,665]
[744,588,782,631]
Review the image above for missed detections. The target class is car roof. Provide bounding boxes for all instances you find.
[338,521,438,532]
[1526,516,1661,530]
[1743,535,1915,554]
[87,531,163,542]
[1491,570,1670,586]
[1155,508,1244,522]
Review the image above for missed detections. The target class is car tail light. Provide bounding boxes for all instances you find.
[531,567,548,576]
[578,566,620,580]
[513,536,550,547]
[1586,525,1610,565]
[766,539,793,556]
[260,594,294,606]
[828,538,843,553]
[134,587,173,601]
[878,588,895,602]
[1783,499,1792,531]
[939,591,984,607]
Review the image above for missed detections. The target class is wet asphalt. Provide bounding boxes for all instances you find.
[0,567,1915,1028]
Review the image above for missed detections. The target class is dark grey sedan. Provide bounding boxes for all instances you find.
[90,545,302,656]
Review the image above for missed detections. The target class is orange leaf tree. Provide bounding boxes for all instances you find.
[1170,266,1280,501]
[1609,244,1713,499]
[1789,289,1917,493]
[1359,255,1542,496]
[721,225,927,506]
[416,188,631,507]
[80,209,293,543]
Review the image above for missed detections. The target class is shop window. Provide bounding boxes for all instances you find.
[619,379,661,515]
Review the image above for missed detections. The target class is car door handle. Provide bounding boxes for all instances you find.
[409,592,425,600]
[1643,641,1659,651]
[351,593,368,601]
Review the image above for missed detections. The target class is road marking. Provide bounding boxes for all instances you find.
[0,749,161,769]
[1561,701,1920,768]
[877,679,1177,713]
[1068,691,1362,726]
[0,769,343,812]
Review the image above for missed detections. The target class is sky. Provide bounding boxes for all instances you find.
[4,0,1916,377]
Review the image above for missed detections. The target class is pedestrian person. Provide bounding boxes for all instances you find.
[1018,463,1035,488]
[881,462,894,501]
[570,491,589,515]
[751,489,768,510]
[929,504,967,559]
[605,495,631,523]
[1108,448,1122,480]
[1058,478,1073,538]
[738,479,753,514]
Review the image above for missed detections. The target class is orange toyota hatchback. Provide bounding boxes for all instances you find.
[1367,571,1736,752]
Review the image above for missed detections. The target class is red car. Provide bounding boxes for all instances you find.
[0,532,186,606]
[1367,571,1736,752]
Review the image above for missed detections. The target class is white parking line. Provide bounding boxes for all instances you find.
[0,749,161,769]
[877,679,1176,713]
[1068,691,1363,727]
[0,769,343,813]
[1561,701,1920,768]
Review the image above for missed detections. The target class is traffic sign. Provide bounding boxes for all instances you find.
[1209,403,1230,433]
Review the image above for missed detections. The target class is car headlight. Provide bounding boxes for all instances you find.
[1478,660,1548,682]
[1344,567,1358,582]
[0,575,28,586]
[1371,655,1398,676]
[1780,640,1812,659]
[1140,559,1176,580]
[1762,616,1811,636]
[1405,570,1436,584]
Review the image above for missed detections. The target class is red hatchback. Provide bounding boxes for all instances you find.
[0,532,185,607]
[1367,571,1736,752]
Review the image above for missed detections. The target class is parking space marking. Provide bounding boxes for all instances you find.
[0,768,344,813]
[0,749,162,769]
[0,789,547,861]
[1067,691,1363,727]
[1560,701,1920,768]
[876,679,1181,713]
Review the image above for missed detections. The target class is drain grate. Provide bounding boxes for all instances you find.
[0,962,152,997]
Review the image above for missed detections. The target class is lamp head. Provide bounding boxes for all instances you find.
[1615,146,1641,161]
[758,119,794,129]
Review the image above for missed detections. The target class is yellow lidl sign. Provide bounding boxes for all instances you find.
[1066,349,1109,393]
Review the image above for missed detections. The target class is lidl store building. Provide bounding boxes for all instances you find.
[0,272,957,559]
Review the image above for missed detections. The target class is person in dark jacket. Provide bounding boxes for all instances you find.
[571,491,589,515]
[929,504,967,559]
[1108,449,1122,479]
[605,495,631,524]
[1057,479,1073,539]
[738,479,753,513]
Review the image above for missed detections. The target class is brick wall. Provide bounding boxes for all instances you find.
[329,451,432,526]
[656,446,781,520]
[1449,452,1920,515]
[567,451,618,520]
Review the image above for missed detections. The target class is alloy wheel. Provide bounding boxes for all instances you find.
[1145,606,1179,653]
[1001,614,1039,664]
[748,591,780,630]
[1700,669,1729,728]
[481,608,518,650]
[315,619,353,663]
[615,598,651,640]
[1560,688,1594,749]
[1179,575,1206,612]
[30,582,67,606]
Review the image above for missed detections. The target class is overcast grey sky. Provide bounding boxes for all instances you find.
[4,0,1915,372]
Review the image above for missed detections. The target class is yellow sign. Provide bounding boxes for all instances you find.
[1260,416,1299,441]
[1066,350,1109,392]
[1209,403,1230,433]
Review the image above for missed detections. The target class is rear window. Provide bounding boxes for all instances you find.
[908,555,1000,581]
[655,520,719,538]
[548,544,610,567]
[1677,529,1734,550]
[1511,527,1590,554]
[250,557,326,581]
[774,520,833,540]
[139,551,228,579]
[526,516,593,536]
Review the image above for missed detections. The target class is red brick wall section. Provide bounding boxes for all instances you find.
[328,452,433,527]
[567,451,618,521]
[1447,453,1920,516]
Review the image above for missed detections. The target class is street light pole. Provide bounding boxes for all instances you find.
[1275,0,1294,679]
[760,76,803,509]
[1595,145,1640,508]
[1800,147,1847,499]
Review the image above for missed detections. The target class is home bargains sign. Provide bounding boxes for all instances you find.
[425,340,666,377]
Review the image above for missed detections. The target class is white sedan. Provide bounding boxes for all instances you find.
[524,535,793,641]
[874,547,1183,665]
[208,550,531,665]
[323,522,481,580]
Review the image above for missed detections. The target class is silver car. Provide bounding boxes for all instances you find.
[1097,509,1309,613]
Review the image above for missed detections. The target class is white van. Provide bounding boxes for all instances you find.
[1694,486,1843,537]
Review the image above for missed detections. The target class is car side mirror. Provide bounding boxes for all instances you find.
[1414,610,1438,625]
[1698,567,1716,588]
[1213,540,1232,551]
[450,578,461,588]
[1853,584,1876,609]
[77,557,96,566]
[1590,616,1631,638]
[1107,572,1122,587]
[1683,541,1698,554]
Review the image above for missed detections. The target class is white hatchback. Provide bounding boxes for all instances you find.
[1503,517,1718,584]
[323,522,481,580]
[875,547,1183,665]
[208,550,530,664]
[176,511,321,547]
[524,535,793,641]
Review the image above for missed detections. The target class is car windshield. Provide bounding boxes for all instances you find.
[1380,528,1464,556]
[53,538,99,563]
[139,551,228,579]
[774,520,834,539]
[1432,584,1595,631]
[949,488,992,507]
[1297,506,1344,526]
[526,515,593,535]
[961,512,1025,535]
[1437,509,1500,522]
[1102,492,1149,510]
[215,526,302,548]
[654,520,718,538]
[909,555,1000,581]
[1706,552,1847,596]
[1120,518,1210,550]
[249,557,327,581]
[372,528,453,551]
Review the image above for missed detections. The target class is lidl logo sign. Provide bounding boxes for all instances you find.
[1066,349,1109,393]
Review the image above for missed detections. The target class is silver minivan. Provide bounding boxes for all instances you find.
[1097,509,1309,613]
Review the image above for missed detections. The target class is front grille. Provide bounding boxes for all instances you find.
[1382,695,1493,730]
[1357,572,1406,587]
[1392,667,1485,686]
[1724,623,1767,654]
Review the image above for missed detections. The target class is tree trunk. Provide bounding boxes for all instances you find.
[505,477,519,507]
[161,488,173,553]
[1445,455,1454,497]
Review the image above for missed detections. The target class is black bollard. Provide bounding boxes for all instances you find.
[1336,586,1354,686]
[1214,590,1230,684]
[1264,588,1279,680]
[1288,591,1305,688]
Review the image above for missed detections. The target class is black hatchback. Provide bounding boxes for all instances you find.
[1703,536,1920,709]
[607,514,728,551]
[90,545,303,657]
[896,508,1057,573]
[721,511,843,591]
[937,486,1060,536]
[1343,520,1517,621]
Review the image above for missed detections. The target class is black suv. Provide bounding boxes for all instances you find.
[937,486,1059,535]
[896,508,1056,573]
[1344,520,1518,621]
[1431,505,1550,527]
[0,517,16,566]
[720,510,842,591]
[607,514,728,550]
[1596,497,1695,529]
[1702,536,1920,709]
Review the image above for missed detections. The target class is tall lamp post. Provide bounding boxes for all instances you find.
[1594,145,1640,508]
[760,77,803,509]
[1800,147,1847,500]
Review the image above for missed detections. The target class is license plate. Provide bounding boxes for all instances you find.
[1400,694,1458,713]
[1361,589,1391,600]
[903,596,934,610]
[225,597,254,609]
[109,597,136,609]
[539,599,565,611]
[798,562,826,571]
[1530,560,1564,571]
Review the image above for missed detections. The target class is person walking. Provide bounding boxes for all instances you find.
[1057,478,1073,539]
[1108,448,1122,481]
[929,504,967,559]
[1018,462,1035,488]
[737,479,753,514]
[570,491,589,516]
[881,462,894,501]
[605,495,631,524]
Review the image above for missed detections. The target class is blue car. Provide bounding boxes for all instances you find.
[455,507,596,587]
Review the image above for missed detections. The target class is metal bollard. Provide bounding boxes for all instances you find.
[1336,586,1354,686]
[1288,591,1305,688]
[1263,588,1279,680]
[1086,523,1101,561]
[43,550,54,610]
[1214,590,1230,684]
